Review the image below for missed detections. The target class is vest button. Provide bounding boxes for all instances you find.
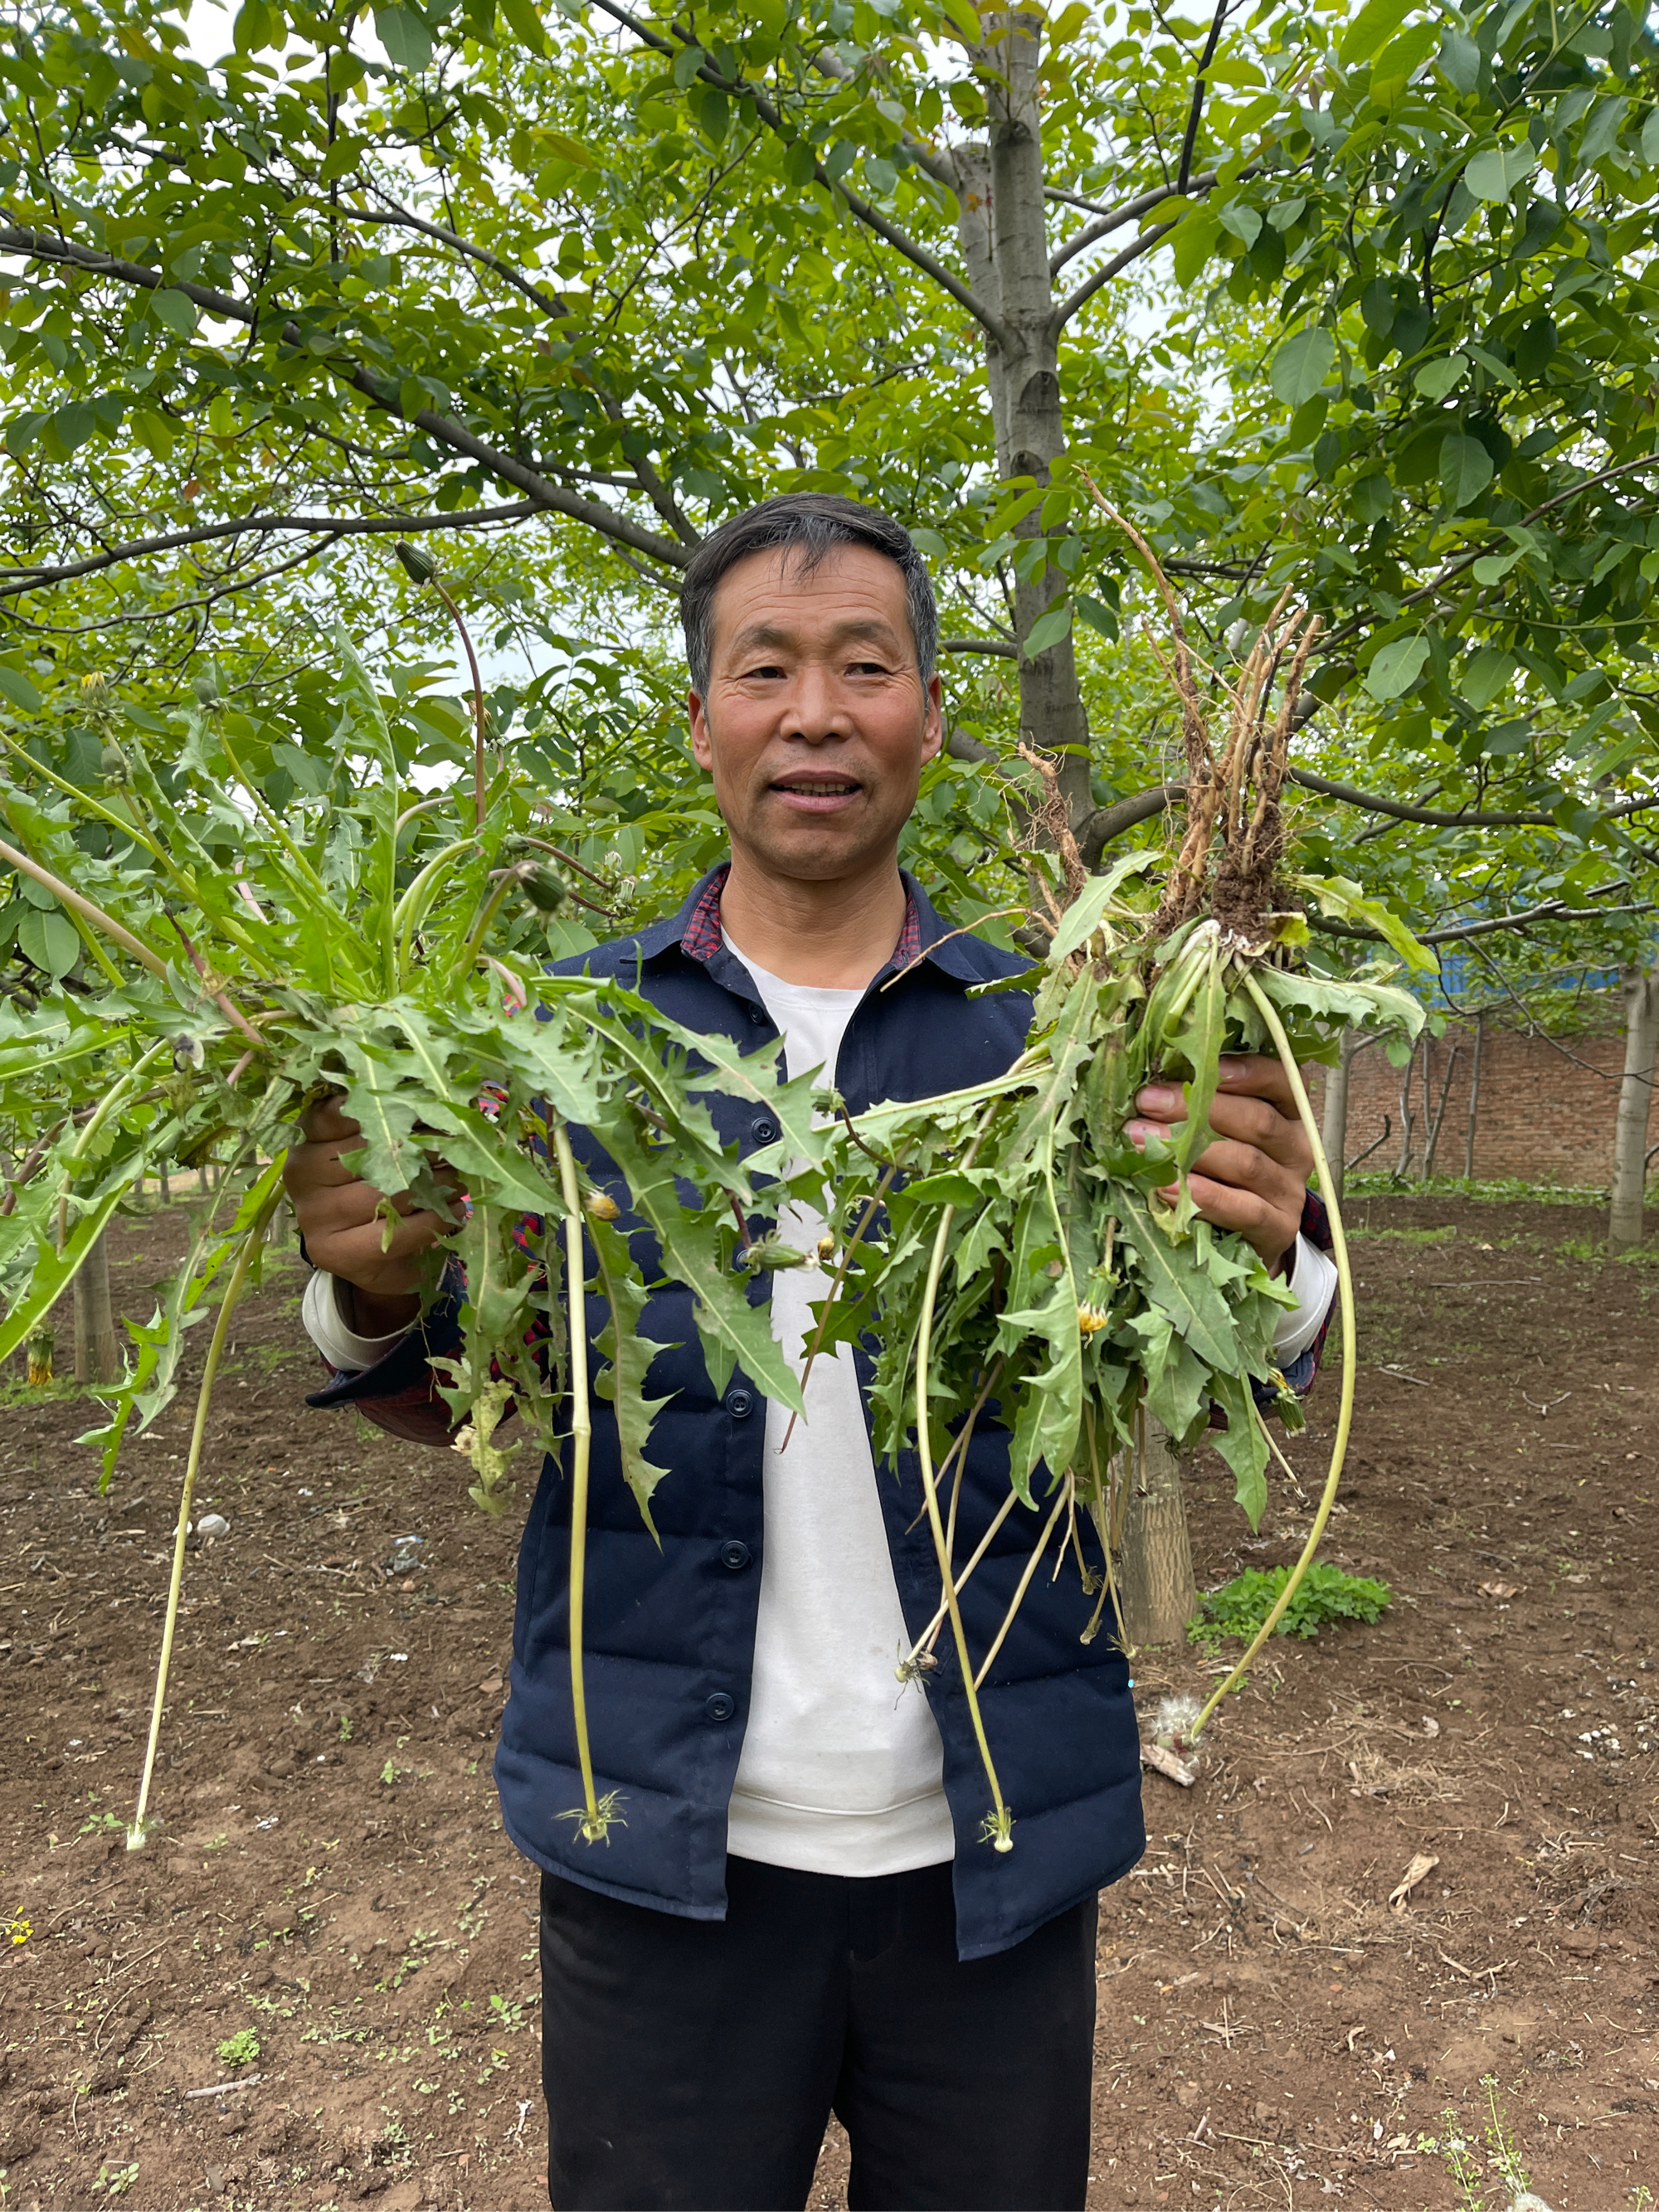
[719,1540,752,1572]
[750,1116,780,1145]
[704,1691,736,1722]
[726,1388,754,1419]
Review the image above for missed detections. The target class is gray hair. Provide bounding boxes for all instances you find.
[679,493,939,695]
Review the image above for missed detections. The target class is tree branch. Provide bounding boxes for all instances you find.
[355,202,572,323]
[0,504,540,596]
[580,0,1017,352]
[1312,901,1659,949]
[1051,220,1178,332]
[806,46,961,194]
[1321,449,1659,650]
[0,224,691,571]
[1287,767,1659,830]
[1048,172,1222,276]
[1176,0,1230,195]
[939,636,1018,656]
[1077,783,1184,867]
[358,199,700,547]
[1068,768,1659,859]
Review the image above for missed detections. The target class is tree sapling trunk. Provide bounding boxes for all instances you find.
[73,1228,119,1385]
[1610,965,1659,1253]
[1117,1419,1195,1647]
[1321,1028,1361,1206]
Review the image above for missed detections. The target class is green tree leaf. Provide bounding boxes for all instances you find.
[1363,634,1430,702]
[1268,327,1337,408]
[1465,144,1539,203]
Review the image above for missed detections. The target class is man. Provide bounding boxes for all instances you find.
[286,494,1335,2212]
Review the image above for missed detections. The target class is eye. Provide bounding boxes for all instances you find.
[740,660,786,680]
[847,658,892,676]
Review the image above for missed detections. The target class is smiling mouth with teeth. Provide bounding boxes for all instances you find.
[773,779,860,795]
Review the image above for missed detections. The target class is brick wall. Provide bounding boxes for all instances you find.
[1306,1019,1654,1187]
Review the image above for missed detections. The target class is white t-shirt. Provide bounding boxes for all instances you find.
[718,946,956,1874]
[300,945,1338,1878]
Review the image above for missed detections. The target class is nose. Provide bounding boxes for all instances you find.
[780,660,849,744]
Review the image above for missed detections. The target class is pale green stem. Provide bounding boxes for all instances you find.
[393,837,478,973]
[394,794,451,840]
[0,727,172,865]
[65,908,126,986]
[66,1038,171,1174]
[0,834,168,978]
[551,1120,604,1840]
[1193,975,1357,1737]
[213,724,333,906]
[972,1476,1073,1689]
[424,576,488,829]
[905,1489,1020,1670]
[128,1193,278,1849]
[913,1203,1014,1850]
[456,871,521,977]
[900,1363,1010,1669]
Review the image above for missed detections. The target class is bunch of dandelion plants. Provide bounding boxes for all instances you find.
[815,522,1426,1851]
[0,586,831,1852]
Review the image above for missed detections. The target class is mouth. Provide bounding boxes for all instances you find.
[768,775,863,807]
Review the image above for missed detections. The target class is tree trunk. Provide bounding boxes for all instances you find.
[73,1228,119,1385]
[1117,1419,1195,1647]
[1321,1029,1361,1207]
[1463,1015,1483,1179]
[1420,1045,1460,1182]
[1609,965,1659,1253]
[953,14,1092,826]
[1394,1038,1416,1177]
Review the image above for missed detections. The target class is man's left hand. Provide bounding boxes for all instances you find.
[1125,1053,1314,1273]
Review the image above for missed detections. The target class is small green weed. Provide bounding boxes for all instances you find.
[90,2165,139,2199]
[1190,1562,1392,1647]
[1413,2073,1531,2211]
[337,1714,353,1742]
[216,2028,260,2069]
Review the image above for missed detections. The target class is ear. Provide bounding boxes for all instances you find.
[920,672,944,765]
[688,689,714,771]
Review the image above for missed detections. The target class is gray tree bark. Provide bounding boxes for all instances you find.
[1610,965,1659,1253]
[1463,1015,1483,1179]
[951,12,1092,825]
[1321,1029,1362,1207]
[1116,1421,1195,1646]
[73,1228,119,1385]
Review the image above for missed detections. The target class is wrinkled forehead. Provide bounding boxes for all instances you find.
[708,542,915,665]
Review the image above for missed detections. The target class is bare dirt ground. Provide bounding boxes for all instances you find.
[1,1193,1655,2212]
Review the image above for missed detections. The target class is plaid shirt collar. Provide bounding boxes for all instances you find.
[679,861,922,975]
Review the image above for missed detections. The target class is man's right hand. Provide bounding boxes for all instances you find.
[284,1092,458,1336]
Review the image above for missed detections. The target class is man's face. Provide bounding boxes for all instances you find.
[688,543,943,882]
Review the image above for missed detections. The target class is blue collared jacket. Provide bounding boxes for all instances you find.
[309,867,1324,1960]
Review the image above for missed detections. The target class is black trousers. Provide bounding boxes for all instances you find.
[539,1855,1097,2212]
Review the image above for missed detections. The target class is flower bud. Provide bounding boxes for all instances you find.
[583,1190,620,1223]
[742,1238,808,1271]
[520,863,566,914]
[100,740,130,785]
[395,541,440,585]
